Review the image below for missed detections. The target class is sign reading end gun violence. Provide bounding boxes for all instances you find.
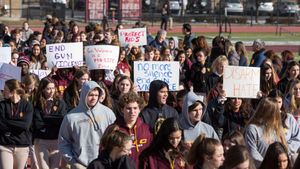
[223,66,260,98]
[85,45,119,70]
[46,42,84,68]
[118,28,147,47]
[134,61,179,91]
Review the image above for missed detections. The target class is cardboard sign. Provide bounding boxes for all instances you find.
[118,28,147,47]
[46,42,84,68]
[85,45,119,70]
[29,69,51,80]
[223,66,260,98]
[0,63,21,90]
[0,47,12,63]
[134,61,179,91]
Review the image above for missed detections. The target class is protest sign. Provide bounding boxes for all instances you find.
[29,69,51,80]
[223,66,260,98]
[118,28,147,47]
[46,42,83,68]
[85,45,119,70]
[0,47,12,63]
[0,63,21,90]
[134,61,179,91]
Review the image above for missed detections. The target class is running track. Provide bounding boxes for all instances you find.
[28,24,300,53]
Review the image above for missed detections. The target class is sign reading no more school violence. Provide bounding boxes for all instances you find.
[223,66,260,98]
[118,28,147,47]
[46,42,84,68]
[85,45,119,70]
[134,61,179,91]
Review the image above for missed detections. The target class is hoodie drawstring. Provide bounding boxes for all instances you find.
[86,110,100,131]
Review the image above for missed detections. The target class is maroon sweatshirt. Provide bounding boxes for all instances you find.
[114,117,153,168]
[140,150,193,169]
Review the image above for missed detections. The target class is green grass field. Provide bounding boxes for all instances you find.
[203,32,300,42]
[168,32,300,42]
[167,32,300,60]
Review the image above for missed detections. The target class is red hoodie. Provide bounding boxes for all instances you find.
[114,117,153,169]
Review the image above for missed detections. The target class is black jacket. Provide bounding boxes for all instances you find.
[0,98,33,146]
[87,151,136,169]
[33,99,67,139]
[190,61,210,93]
[207,72,222,92]
[140,80,178,132]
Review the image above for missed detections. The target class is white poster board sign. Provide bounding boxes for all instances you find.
[46,42,83,68]
[118,28,147,47]
[134,61,179,91]
[0,63,21,90]
[0,47,12,63]
[29,69,51,80]
[223,66,260,98]
[85,45,119,70]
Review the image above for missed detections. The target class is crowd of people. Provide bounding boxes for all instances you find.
[1,14,300,169]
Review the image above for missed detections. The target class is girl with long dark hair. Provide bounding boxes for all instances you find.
[139,118,192,169]
[33,77,67,168]
[63,68,89,111]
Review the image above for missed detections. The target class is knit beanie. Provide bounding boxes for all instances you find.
[17,56,30,66]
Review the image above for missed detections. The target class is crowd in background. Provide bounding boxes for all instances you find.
[1,14,300,169]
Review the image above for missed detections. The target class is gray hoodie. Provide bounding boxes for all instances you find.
[58,81,116,166]
[285,113,300,154]
[179,91,219,142]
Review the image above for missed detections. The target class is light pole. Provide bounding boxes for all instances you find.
[71,0,74,18]
[276,0,279,25]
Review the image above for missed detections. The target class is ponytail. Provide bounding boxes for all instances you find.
[187,134,221,166]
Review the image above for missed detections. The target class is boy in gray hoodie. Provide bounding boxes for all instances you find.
[58,81,116,168]
[179,91,219,145]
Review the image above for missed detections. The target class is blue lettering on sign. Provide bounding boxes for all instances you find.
[54,60,83,68]
[138,83,150,91]
[54,53,73,60]
[49,45,66,52]
[54,45,65,52]
[49,46,53,52]
[136,63,177,91]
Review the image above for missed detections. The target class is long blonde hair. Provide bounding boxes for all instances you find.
[211,55,228,74]
[288,79,300,114]
[248,97,287,147]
